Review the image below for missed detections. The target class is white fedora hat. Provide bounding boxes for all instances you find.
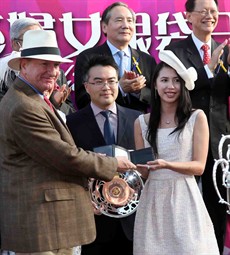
[8,30,72,71]
[159,50,197,90]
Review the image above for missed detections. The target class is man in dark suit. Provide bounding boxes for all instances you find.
[74,2,156,113]
[165,0,230,253]
[67,55,142,255]
[0,29,136,254]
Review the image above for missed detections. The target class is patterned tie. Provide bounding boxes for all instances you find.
[101,110,115,145]
[44,96,54,112]
[201,44,210,65]
[117,50,125,79]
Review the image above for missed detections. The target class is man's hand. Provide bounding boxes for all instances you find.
[115,156,136,173]
[208,39,228,72]
[119,70,146,94]
[52,84,72,106]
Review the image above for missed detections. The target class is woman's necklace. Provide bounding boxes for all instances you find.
[165,120,171,124]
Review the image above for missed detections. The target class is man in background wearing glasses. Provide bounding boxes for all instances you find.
[66,54,142,255]
[165,0,230,253]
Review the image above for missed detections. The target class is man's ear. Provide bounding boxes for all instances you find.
[101,22,107,35]
[186,12,192,24]
[84,82,90,94]
[11,39,21,52]
[11,39,17,50]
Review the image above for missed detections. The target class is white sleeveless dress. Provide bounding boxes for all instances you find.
[134,110,219,255]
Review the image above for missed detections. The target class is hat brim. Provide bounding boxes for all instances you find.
[159,50,197,91]
[8,54,73,71]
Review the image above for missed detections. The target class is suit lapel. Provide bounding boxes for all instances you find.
[116,105,128,144]
[101,42,114,57]
[15,78,71,132]
[84,106,105,142]
[130,48,141,73]
[184,35,204,68]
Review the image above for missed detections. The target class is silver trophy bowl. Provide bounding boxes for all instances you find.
[88,170,144,218]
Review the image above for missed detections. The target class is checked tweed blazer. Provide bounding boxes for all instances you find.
[0,77,118,252]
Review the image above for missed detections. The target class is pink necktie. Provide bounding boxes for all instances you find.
[44,96,54,112]
[201,44,210,65]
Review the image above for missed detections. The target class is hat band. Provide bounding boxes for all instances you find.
[21,47,60,57]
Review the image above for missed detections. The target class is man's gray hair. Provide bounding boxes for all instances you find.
[10,17,42,40]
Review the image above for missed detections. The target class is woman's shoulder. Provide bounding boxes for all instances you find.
[143,113,150,125]
[190,109,207,126]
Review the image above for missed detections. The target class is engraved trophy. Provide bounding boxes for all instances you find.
[212,134,230,214]
[88,145,153,218]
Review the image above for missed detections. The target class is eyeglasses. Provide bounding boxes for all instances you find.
[192,9,218,16]
[87,80,118,87]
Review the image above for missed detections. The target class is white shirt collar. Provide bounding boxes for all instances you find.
[90,101,117,116]
[106,40,131,57]
[191,33,212,51]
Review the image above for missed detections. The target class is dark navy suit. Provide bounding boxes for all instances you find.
[66,104,141,255]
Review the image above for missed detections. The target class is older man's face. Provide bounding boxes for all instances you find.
[20,58,60,94]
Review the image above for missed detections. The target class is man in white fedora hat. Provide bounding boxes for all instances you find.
[0,29,136,255]
[0,18,76,115]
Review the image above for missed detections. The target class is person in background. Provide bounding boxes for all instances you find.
[67,55,142,255]
[0,17,76,115]
[165,0,230,252]
[133,50,219,255]
[74,1,157,113]
[0,29,136,255]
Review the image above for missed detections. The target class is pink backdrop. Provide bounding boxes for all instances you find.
[0,0,230,86]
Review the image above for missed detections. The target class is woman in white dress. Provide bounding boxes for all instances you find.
[133,50,219,255]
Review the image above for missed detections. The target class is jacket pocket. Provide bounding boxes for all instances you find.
[44,188,75,202]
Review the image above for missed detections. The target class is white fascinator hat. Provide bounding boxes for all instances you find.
[158,50,197,90]
[8,30,72,71]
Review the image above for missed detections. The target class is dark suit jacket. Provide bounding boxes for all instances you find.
[165,35,230,159]
[66,104,141,242]
[0,78,118,252]
[74,42,156,112]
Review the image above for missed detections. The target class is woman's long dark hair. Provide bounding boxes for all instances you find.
[147,61,194,156]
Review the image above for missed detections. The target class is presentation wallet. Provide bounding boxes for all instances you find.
[93,145,154,164]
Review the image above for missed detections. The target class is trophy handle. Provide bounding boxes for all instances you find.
[213,134,230,214]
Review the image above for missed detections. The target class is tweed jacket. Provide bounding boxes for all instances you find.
[66,104,141,242]
[0,77,118,252]
[74,42,157,112]
[165,35,230,159]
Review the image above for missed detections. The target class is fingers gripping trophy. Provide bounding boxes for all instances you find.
[213,134,230,213]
